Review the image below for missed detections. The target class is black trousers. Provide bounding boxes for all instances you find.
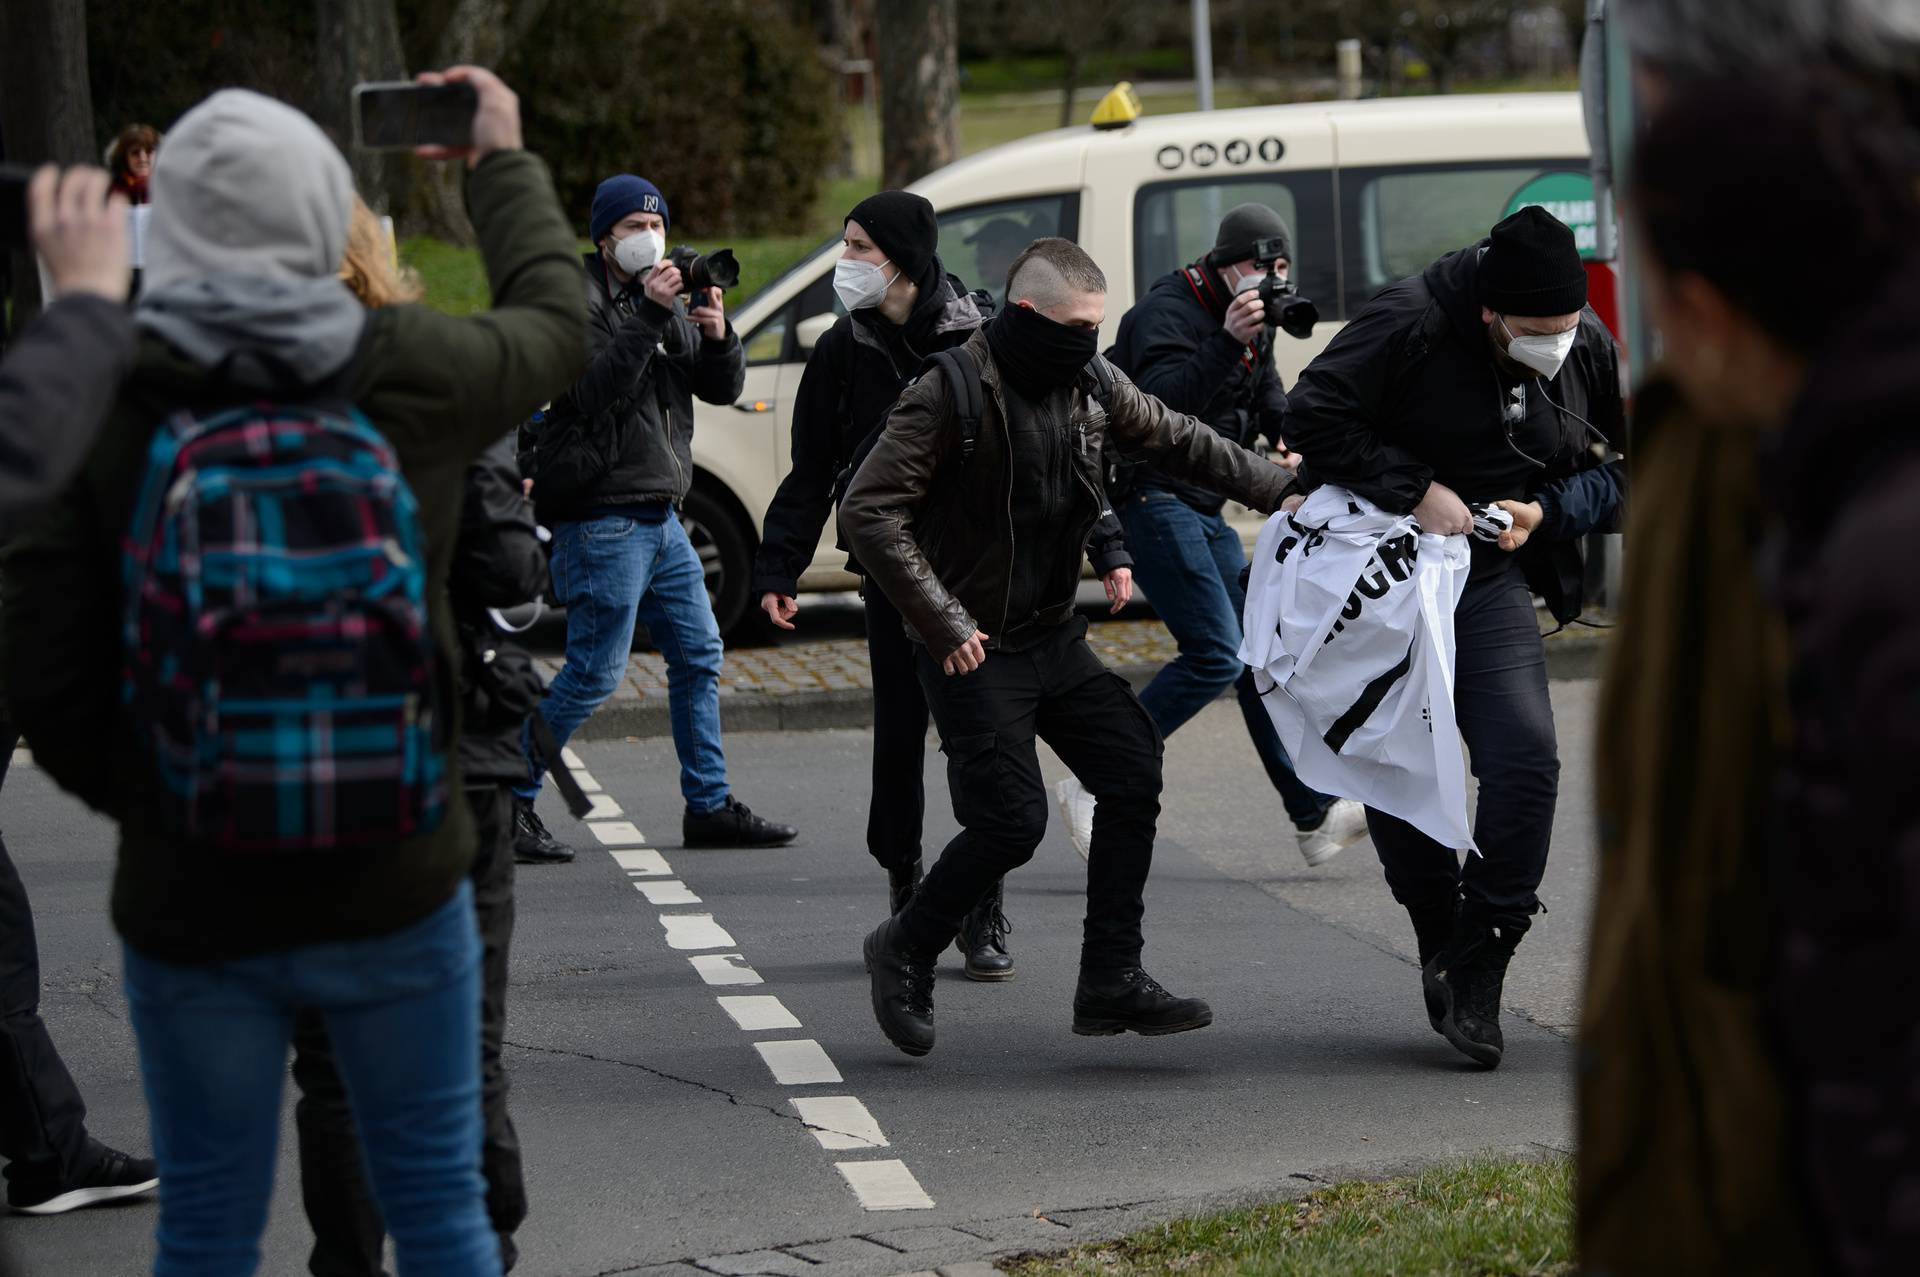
[899,617,1165,969]
[1366,562,1559,934]
[863,583,928,871]
[291,784,525,1276]
[0,720,93,1195]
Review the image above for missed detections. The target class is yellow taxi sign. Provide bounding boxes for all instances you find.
[1090,82,1143,131]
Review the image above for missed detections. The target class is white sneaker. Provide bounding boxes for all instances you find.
[1297,798,1368,868]
[1055,777,1095,861]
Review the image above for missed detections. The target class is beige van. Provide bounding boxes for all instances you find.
[682,92,1595,634]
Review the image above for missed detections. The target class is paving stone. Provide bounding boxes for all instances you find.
[695,1250,818,1276]
[620,1266,713,1277]
[784,1238,909,1266]
[943,1216,1070,1246]
[936,1264,1008,1277]
[862,1226,989,1255]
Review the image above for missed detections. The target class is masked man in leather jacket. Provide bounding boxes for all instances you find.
[840,238,1296,1057]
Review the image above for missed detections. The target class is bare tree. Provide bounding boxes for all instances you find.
[1405,1,1516,92]
[0,0,97,331]
[874,0,958,188]
[315,0,408,212]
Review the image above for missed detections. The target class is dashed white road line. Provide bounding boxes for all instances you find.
[689,954,764,986]
[589,820,649,847]
[753,1039,843,1085]
[716,995,802,1031]
[610,848,673,876]
[634,879,702,906]
[792,1097,888,1150]
[559,746,931,1211]
[834,1160,935,1211]
[659,914,736,950]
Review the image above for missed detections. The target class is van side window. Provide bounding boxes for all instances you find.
[1341,162,1584,315]
[935,195,1081,308]
[1132,174,1337,318]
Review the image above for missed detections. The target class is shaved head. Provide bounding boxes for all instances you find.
[1006,237,1107,310]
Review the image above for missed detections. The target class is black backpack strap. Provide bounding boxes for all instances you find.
[921,346,983,465]
[1080,354,1116,409]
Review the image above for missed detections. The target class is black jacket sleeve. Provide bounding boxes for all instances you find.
[556,289,669,422]
[1126,298,1249,418]
[0,296,137,537]
[753,327,845,598]
[453,435,548,609]
[689,324,746,407]
[1085,509,1132,575]
[1254,335,1291,449]
[1284,288,1435,513]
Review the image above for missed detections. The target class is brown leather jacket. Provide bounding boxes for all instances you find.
[840,328,1294,660]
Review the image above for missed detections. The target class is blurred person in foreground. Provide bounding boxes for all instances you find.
[1,67,585,1275]
[1580,70,1920,1276]
[0,166,161,1216]
[1284,207,1625,1070]
[288,198,546,1273]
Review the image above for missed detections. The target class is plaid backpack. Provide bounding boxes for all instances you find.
[121,399,447,852]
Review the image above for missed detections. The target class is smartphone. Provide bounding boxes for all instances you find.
[1,163,31,251]
[352,81,477,151]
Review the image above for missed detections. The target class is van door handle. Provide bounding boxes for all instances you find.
[734,399,775,414]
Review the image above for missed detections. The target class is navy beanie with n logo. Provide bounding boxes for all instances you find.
[591,175,669,244]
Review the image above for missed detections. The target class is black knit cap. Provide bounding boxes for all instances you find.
[1208,202,1292,265]
[846,190,940,292]
[1477,206,1587,316]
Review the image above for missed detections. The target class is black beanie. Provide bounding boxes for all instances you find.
[846,190,939,292]
[1477,206,1587,316]
[1208,202,1293,265]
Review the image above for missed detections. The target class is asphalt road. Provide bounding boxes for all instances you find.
[0,682,1594,1277]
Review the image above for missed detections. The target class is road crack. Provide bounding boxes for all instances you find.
[502,1038,880,1146]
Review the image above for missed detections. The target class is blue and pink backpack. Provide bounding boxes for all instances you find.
[121,400,447,852]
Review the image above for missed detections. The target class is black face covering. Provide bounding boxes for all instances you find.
[986,302,1099,398]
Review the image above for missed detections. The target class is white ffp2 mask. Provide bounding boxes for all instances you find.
[1499,316,1578,379]
[612,228,665,277]
[834,257,895,312]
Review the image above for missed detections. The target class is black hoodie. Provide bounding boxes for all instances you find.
[1285,243,1625,610]
[752,264,985,597]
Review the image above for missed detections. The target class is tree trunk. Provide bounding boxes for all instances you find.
[0,0,96,335]
[1059,44,1084,129]
[314,0,409,214]
[407,0,518,244]
[874,0,958,189]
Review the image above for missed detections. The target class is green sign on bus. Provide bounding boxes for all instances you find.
[1503,171,1597,260]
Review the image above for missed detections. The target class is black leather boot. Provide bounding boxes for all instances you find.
[1072,966,1212,1037]
[886,859,922,917]
[1409,898,1459,1033]
[1422,915,1522,1068]
[862,917,936,1056]
[683,796,798,848]
[955,879,1014,981]
[512,795,575,865]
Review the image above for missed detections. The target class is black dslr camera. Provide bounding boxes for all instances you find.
[1250,235,1319,340]
[665,245,741,298]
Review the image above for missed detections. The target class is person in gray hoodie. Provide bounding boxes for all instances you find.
[3,69,585,1274]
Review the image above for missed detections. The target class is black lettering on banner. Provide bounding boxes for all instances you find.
[1376,532,1419,583]
[1354,567,1391,600]
[1341,590,1363,620]
[1323,640,1416,754]
[1274,534,1299,564]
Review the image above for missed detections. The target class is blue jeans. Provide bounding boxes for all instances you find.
[1118,490,1332,828]
[121,882,497,1277]
[520,511,729,813]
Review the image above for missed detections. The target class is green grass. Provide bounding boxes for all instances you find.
[1003,1157,1575,1277]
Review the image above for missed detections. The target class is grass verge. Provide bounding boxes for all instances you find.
[1003,1156,1574,1277]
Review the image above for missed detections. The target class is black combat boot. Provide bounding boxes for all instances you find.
[955,879,1014,981]
[512,795,576,865]
[862,917,937,1056]
[682,796,798,848]
[1072,966,1212,1037]
[1423,915,1523,1068]
[1409,898,1459,1033]
[886,859,923,917]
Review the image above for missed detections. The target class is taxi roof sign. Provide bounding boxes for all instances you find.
[1090,82,1143,130]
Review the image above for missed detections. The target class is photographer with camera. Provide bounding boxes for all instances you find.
[515,174,796,861]
[1064,204,1366,869]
